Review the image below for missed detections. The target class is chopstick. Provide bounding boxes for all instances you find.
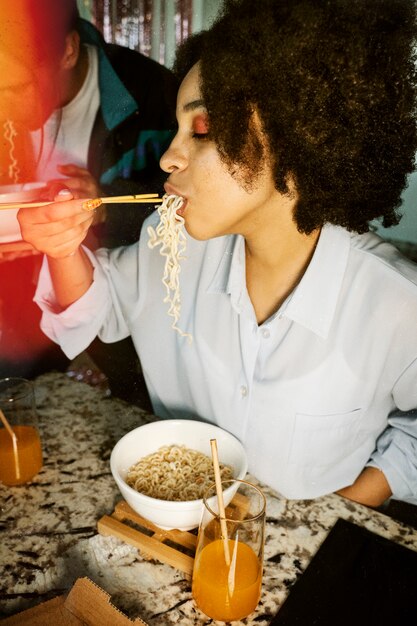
[0,193,163,210]
[210,438,231,566]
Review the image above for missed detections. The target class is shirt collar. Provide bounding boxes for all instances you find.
[207,235,251,314]
[207,236,240,294]
[284,224,351,338]
[78,19,138,130]
[207,225,351,337]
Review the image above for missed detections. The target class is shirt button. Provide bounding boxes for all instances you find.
[262,328,270,338]
[240,385,248,398]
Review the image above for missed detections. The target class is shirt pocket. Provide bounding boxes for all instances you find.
[288,407,364,468]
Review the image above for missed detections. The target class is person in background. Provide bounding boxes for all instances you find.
[19,0,417,507]
[0,0,177,398]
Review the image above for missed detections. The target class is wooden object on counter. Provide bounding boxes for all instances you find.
[1,577,148,626]
[98,500,197,576]
[97,493,250,577]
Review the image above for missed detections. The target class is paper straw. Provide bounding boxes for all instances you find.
[0,409,20,480]
[210,438,230,565]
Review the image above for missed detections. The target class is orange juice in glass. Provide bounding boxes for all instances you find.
[0,378,42,485]
[192,479,266,621]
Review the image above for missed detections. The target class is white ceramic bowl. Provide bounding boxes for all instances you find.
[110,419,248,530]
[0,182,46,243]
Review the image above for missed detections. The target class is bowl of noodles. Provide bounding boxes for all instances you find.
[110,419,248,531]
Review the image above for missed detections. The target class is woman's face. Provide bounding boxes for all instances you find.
[0,6,62,130]
[0,56,58,129]
[160,63,278,241]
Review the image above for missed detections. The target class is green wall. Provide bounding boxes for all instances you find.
[374,173,417,244]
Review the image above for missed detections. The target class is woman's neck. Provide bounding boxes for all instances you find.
[244,198,321,324]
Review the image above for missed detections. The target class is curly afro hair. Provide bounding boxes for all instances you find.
[174,0,417,234]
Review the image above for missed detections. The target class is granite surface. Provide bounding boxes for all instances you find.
[1,372,417,625]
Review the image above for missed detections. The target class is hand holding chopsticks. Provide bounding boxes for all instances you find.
[0,193,163,211]
[13,191,163,262]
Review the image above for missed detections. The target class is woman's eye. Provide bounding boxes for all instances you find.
[192,114,210,140]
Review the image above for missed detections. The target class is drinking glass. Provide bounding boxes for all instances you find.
[0,378,42,485]
[192,479,266,621]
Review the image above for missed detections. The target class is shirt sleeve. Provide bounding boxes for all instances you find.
[33,246,130,360]
[367,357,417,504]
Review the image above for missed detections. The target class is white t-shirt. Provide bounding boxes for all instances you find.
[31,44,100,181]
[35,219,417,502]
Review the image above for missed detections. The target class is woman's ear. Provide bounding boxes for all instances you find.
[60,30,81,71]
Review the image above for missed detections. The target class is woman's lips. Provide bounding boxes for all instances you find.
[164,183,184,197]
[176,198,187,217]
[164,183,187,216]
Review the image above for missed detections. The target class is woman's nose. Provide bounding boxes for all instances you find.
[160,137,188,173]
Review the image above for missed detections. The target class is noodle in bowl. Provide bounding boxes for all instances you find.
[110,419,248,530]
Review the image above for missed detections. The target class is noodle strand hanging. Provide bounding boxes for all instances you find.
[147,194,192,342]
[3,120,20,183]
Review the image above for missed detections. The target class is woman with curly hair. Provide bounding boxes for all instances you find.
[19,0,417,507]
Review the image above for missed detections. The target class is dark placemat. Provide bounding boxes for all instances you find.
[271,517,417,626]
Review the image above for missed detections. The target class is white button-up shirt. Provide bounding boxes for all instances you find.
[36,217,417,503]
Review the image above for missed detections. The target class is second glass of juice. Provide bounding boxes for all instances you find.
[0,377,43,486]
[192,479,266,621]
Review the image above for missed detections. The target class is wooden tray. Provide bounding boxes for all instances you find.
[97,493,250,577]
[97,501,197,576]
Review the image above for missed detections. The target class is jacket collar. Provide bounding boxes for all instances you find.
[207,224,351,338]
[78,19,138,130]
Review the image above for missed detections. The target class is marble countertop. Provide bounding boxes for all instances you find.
[1,372,416,625]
